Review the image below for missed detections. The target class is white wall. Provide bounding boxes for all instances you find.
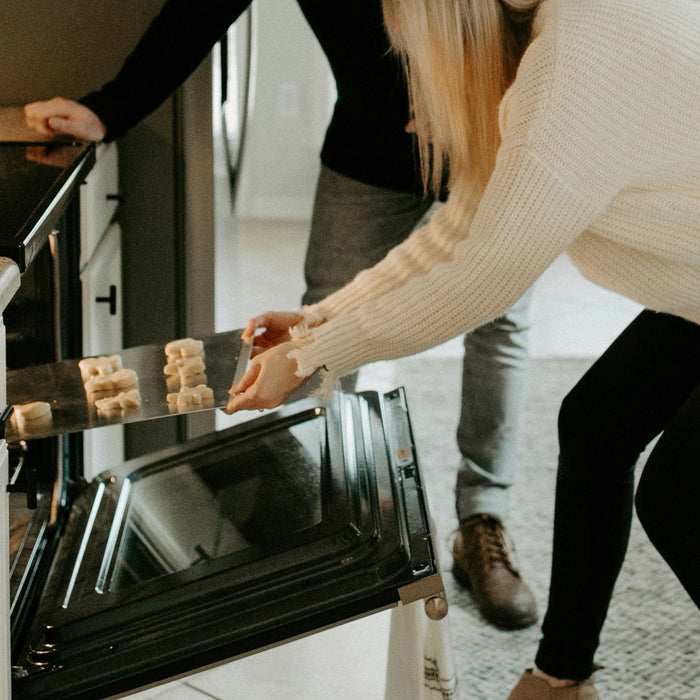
[236,0,335,220]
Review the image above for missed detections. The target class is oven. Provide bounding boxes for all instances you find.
[3,241,444,700]
[5,198,85,675]
[2,141,444,700]
[8,386,442,699]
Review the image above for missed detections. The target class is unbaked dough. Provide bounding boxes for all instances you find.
[163,350,207,392]
[163,355,205,378]
[164,337,204,360]
[166,372,208,393]
[11,401,52,431]
[12,401,52,421]
[85,368,138,394]
[95,389,142,417]
[166,384,214,412]
[78,355,123,382]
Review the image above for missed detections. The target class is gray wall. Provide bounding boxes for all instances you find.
[0,3,163,103]
[236,0,334,220]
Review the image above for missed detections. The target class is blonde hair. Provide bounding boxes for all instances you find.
[383,0,539,196]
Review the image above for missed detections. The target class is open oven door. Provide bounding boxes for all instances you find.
[11,388,443,700]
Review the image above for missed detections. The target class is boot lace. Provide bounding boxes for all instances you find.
[473,515,520,575]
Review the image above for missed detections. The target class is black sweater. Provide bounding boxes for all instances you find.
[80,0,422,193]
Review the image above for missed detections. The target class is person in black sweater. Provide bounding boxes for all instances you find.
[25,0,536,630]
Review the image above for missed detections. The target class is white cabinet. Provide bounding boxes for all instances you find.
[79,140,120,270]
[81,222,122,356]
[79,143,124,479]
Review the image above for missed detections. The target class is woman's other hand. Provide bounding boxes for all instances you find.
[242,311,304,357]
[24,98,107,142]
[224,341,310,413]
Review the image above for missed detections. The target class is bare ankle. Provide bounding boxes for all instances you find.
[532,667,577,688]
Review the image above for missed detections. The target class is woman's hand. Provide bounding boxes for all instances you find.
[242,311,305,357]
[24,98,107,142]
[223,340,310,413]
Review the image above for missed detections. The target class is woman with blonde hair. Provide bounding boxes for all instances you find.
[225,0,700,696]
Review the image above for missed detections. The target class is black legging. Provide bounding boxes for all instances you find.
[535,310,700,680]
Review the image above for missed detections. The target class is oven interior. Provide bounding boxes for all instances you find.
[6,231,83,662]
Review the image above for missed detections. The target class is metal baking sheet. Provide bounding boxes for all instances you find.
[4,330,252,441]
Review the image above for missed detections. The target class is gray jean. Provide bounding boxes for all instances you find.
[303,165,532,522]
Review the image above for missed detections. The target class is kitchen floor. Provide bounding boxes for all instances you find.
[125,217,642,700]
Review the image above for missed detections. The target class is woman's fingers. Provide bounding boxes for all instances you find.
[228,361,261,397]
[230,315,312,411]
[241,315,267,341]
[240,310,305,347]
[224,342,308,413]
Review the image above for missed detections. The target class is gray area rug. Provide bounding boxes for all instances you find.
[391,356,700,700]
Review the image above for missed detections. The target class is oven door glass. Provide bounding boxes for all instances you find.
[104,409,327,593]
[12,388,441,700]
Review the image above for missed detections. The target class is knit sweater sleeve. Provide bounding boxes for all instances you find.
[290,144,598,390]
[296,1,560,329]
[298,184,482,327]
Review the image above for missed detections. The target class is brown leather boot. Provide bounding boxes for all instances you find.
[506,669,600,699]
[452,514,537,629]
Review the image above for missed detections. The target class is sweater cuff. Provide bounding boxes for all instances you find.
[296,303,331,327]
[79,92,125,143]
[288,314,372,395]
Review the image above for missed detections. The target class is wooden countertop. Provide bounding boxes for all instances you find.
[0,107,56,143]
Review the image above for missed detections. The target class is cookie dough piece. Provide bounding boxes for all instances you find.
[165,372,208,393]
[163,355,206,378]
[182,372,208,389]
[164,337,204,360]
[79,355,123,382]
[163,355,207,393]
[11,401,53,431]
[85,368,138,394]
[95,389,142,416]
[166,384,214,412]
[13,401,52,421]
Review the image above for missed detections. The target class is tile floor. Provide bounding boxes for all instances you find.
[124,217,642,700]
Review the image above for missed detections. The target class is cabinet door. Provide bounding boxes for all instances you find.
[80,222,124,478]
[79,142,119,270]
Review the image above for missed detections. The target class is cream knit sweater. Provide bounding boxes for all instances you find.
[290,0,700,390]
